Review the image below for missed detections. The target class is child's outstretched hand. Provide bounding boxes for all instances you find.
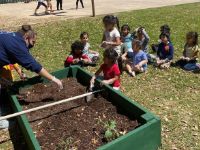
[185,57,190,61]
[101,41,112,48]
[90,76,96,85]
[20,72,27,80]
[17,69,27,81]
[157,59,165,65]
[101,80,109,85]
[82,59,90,64]
[121,55,127,61]
[101,41,107,48]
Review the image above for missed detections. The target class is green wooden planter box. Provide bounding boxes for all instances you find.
[9,66,161,150]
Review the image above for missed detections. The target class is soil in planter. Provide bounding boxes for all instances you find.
[19,78,139,150]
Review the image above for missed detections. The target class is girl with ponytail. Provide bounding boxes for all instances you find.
[101,15,121,56]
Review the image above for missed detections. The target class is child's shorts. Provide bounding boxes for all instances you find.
[36,2,47,9]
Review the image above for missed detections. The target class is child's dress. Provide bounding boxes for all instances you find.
[100,63,120,89]
[83,42,99,62]
[182,45,199,70]
[121,33,133,52]
[129,50,148,71]
[64,53,90,67]
[104,27,121,55]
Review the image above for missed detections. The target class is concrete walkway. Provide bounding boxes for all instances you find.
[0,0,199,28]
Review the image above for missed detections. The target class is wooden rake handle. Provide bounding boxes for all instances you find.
[0,90,103,121]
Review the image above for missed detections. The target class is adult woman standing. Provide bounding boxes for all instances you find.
[0,25,63,128]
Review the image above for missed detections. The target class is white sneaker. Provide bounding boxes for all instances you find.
[0,120,9,129]
[129,71,135,77]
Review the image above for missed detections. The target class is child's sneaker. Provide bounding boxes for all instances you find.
[128,71,135,77]
[92,56,99,63]
[0,120,10,129]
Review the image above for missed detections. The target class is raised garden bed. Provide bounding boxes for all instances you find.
[9,66,161,150]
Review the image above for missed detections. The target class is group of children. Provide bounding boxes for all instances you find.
[64,15,200,90]
[34,0,85,16]
[2,15,198,91]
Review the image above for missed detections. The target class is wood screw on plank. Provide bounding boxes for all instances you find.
[0,90,103,121]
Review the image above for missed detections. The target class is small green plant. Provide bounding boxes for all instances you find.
[97,118,120,142]
[56,137,74,150]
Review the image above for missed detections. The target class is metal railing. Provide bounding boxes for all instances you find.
[0,0,36,4]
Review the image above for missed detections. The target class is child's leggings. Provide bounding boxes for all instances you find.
[184,63,199,71]
[76,0,84,7]
[57,0,63,9]
[36,2,47,9]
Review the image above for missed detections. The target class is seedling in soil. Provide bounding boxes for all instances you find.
[97,117,120,142]
[56,137,76,150]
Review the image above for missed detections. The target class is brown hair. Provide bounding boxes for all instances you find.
[133,40,143,50]
[186,32,198,46]
[103,48,118,63]
[17,25,37,39]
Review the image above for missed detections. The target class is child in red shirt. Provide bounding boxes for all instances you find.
[90,48,120,90]
[64,41,91,67]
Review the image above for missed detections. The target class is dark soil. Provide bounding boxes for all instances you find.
[19,78,139,150]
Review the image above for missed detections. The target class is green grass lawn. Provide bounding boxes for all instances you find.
[3,2,200,150]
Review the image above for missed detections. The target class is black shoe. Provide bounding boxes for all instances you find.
[60,8,63,10]
[82,5,84,8]
[92,56,99,63]
[57,8,59,10]
[88,63,97,67]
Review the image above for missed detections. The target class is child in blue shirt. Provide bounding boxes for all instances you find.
[126,40,148,77]
[120,24,134,63]
[155,33,174,69]
[121,24,133,52]
[80,32,99,63]
[151,24,171,52]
